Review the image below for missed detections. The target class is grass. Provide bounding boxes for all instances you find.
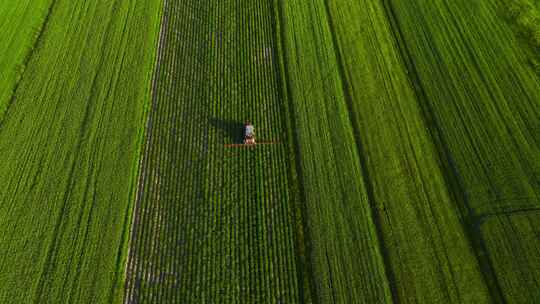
[0,0,161,302]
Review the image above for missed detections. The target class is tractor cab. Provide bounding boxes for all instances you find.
[224,121,278,148]
[244,122,255,145]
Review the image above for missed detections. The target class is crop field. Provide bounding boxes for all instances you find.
[324,0,491,302]
[123,0,300,302]
[0,0,539,303]
[0,0,54,118]
[384,0,540,301]
[0,0,161,302]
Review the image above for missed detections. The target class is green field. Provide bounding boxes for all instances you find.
[124,0,300,302]
[0,0,161,302]
[0,0,539,303]
[0,0,53,118]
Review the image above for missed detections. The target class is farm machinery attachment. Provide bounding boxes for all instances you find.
[224,121,279,148]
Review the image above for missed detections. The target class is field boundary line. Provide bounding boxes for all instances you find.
[122,0,168,302]
[474,206,540,225]
[0,0,58,129]
[378,0,507,302]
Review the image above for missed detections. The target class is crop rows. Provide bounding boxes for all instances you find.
[0,0,161,303]
[386,0,540,215]
[0,0,54,118]
[125,0,540,303]
[324,0,493,302]
[1,0,538,302]
[481,211,540,303]
[384,0,540,301]
[274,0,540,302]
[124,0,300,302]
[274,1,393,303]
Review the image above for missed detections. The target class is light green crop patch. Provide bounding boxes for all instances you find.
[0,0,53,119]
[0,0,162,303]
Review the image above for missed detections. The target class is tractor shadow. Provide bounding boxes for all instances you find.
[209,118,245,144]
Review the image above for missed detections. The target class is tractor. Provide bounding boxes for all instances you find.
[224,121,278,148]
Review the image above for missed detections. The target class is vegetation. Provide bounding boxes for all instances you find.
[501,0,540,72]
[124,0,300,302]
[0,0,538,303]
[0,0,161,302]
[481,211,540,303]
[384,0,540,301]
[274,1,393,303]
[275,0,539,302]
[325,0,491,302]
[0,0,54,118]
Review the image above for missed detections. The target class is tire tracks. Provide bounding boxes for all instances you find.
[123,0,168,302]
